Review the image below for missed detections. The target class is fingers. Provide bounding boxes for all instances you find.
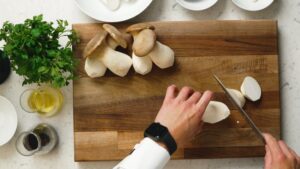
[164,85,177,101]
[187,91,202,103]
[278,141,293,160]
[263,133,283,159]
[176,86,194,101]
[196,90,213,116]
[289,148,300,164]
[264,145,272,169]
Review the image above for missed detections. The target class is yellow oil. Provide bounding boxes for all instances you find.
[28,87,63,117]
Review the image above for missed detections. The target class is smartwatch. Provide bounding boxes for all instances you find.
[144,123,177,155]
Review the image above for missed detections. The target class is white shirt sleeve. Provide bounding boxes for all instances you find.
[113,138,170,169]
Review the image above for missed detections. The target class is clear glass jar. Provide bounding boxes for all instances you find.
[20,86,64,117]
[15,123,58,156]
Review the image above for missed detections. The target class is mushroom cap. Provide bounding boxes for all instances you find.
[126,23,155,33]
[133,29,157,56]
[103,24,127,48]
[83,31,108,58]
[122,33,133,46]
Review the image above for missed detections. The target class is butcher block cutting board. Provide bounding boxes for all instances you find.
[73,20,280,161]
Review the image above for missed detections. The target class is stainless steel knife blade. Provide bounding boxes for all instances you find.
[213,74,266,144]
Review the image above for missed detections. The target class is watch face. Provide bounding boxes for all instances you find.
[145,123,168,141]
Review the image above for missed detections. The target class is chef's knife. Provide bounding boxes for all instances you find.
[213,74,266,144]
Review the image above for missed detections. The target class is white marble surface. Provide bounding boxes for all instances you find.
[0,0,299,169]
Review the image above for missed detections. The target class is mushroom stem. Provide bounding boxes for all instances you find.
[85,55,107,78]
[148,41,175,69]
[132,52,152,75]
[101,46,132,77]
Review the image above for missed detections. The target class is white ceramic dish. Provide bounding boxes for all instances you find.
[74,0,153,22]
[176,0,218,11]
[232,0,274,11]
[0,96,18,146]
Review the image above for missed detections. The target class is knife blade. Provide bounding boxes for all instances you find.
[213,74,266,144]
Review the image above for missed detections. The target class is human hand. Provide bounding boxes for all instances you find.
[154,85,213,148]
[264,133,300,169]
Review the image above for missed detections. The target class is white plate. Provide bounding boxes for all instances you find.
[0,96,18,146]
[176,0,218,11]
[232,0,274,11]
[74,0,153,22]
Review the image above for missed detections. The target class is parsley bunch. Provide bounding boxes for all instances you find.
[0,15,79,88]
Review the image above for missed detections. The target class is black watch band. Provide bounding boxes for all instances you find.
[144,123,177,155]
[161,131,177,155]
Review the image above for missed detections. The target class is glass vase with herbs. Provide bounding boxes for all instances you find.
[0,15,79,117]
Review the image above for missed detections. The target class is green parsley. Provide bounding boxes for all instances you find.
[0,15,79,88]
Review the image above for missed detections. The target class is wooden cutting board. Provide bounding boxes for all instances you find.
[73,21,280,161]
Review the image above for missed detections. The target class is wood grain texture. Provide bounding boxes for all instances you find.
[73,21,280,161]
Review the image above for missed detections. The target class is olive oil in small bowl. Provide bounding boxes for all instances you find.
[20,86,64,117]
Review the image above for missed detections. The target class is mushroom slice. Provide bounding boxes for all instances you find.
[227,88,246,107]
[85,49,107,78]
[83,31,108,58]
[132,52,152,75]
[103,24,127,49]
[101,0,121,11]
[132,29,156,56]
[148,41,175,69]
[240,76,262,102]
[202,101,230,124]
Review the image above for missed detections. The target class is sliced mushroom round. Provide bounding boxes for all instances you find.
[101,0,121,11]
[240,76,262,102]
[83,32,108,78]
[147,41,175,69]
[132,52,152,75]
[227,88,246,107]
[202,101,230,124]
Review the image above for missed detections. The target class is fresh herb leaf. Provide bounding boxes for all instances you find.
[0,14,79,88]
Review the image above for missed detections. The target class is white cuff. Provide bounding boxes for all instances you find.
[113,138,170,169]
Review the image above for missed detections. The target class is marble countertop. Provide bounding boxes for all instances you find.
[0,0,299,168]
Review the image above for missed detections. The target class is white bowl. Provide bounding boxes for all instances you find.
[232,0,274,11]
[74,0,153,22]
[176,0,218,11]
[0,96,18,146]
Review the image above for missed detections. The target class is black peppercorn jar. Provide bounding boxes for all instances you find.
[15,123,58,156]
[0,50,11,84]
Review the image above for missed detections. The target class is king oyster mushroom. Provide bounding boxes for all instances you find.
[127,23,175,75]
[83,32,108,78]
[126,24,155,75]
[83,24,132,77]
